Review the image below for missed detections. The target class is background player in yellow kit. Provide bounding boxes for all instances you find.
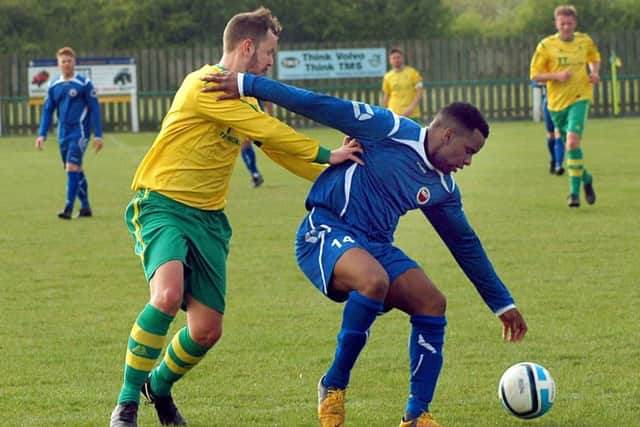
[109,7,363,427]
[530,5,600,207]
[382,47,424,122]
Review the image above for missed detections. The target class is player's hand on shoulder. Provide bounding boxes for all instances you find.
[201,71,240,100]
[499,307,528,343]
[329,136,364,166]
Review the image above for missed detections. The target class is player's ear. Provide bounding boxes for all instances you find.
[240,39,255,56]
[443,127,455,144]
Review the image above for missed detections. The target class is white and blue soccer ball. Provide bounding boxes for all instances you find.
[498,362,556,419]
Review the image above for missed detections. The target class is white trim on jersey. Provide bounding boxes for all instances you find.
[387,112,401,137]
[237,72,246,97]
[79,107,88,140]
[339,163,358,218]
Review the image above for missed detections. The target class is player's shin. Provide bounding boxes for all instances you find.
[65,170,82,210]
[117,304,174,404]
[554,137,565,169]
[567,148,584,195]
[405,315,447,420]
[324,291,384,389]
[77,171,90,209]
[150,326,209,396]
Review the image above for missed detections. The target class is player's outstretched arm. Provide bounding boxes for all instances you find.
[499,308,527,342]
[201,71,394,141]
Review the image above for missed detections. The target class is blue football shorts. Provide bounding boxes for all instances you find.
[59,135,89,166]
[295,207,419,302]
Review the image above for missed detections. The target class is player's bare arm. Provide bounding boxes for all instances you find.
[200,71,240,99]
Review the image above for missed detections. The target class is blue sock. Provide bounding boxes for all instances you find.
[546,137,555,163]
[77,171,90,209]
[241,144,258,175]
[65,171,81,210]
[405,315,447,420]
[324,291,384,389]
[554,137,565,168]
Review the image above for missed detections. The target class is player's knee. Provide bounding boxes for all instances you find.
[566,134,581,149]
[150,287,183,315]
[358,271,389,301]
[190,324,222,348]
[416,289,446,316]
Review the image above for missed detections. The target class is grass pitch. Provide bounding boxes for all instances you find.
[1,118,638,426]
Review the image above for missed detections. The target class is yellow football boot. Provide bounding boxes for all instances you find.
[398,412,441,427]
[317,376,346,427]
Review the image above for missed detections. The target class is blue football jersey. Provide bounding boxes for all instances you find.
[38,73,103,142]
[240,73,516,314]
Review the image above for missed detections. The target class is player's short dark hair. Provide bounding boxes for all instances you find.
[440,102,490,138]
[389,47,404,56]
[223,7,281,53]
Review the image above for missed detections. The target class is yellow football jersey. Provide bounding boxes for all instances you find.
[382,66,423,118]
[132,64,327,210]
[530,32,601,111]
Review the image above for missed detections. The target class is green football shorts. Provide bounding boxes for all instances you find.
[124,189,232,313]
[549,99,590,137]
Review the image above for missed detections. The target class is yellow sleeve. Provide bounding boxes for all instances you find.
[410,67,423,87]
[259,144,328,182]
[529,42,549,80]
[382,73,391,95]
[586,35,601,63]
[196,87,327,163]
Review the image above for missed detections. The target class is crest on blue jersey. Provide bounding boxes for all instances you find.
[416,187,431,205]
[69,88,78,97]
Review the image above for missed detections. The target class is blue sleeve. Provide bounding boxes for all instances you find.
[421,196,516,314]
[242,73,396,141]
[86,81,103,138]
[38,86,56,137]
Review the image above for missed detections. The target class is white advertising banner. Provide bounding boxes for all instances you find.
[277,48,386,80]
[28,57,137,98]
[28,57,139,131]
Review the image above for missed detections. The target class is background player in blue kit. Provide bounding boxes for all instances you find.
[532,81,564,175]
[35,46,103,219]
[205,72,528,427]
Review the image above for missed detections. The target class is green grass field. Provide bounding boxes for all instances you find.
[1,118,638,426]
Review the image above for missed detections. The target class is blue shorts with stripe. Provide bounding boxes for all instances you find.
[59,135,89,166]
[295,207,419,303]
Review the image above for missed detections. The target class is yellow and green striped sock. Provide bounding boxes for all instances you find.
[117,304,173,404]
[150,326,209,396]
[566,148,585,195]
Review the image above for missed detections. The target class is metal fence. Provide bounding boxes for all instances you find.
[2,31,639,135]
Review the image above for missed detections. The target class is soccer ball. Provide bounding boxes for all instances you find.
[498,362,556,419]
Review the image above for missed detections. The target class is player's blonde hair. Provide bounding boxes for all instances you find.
[554,5,577,19]
[223,7,281,53]
[56,46,76,58]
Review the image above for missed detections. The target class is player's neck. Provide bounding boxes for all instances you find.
[218,54,248,73]
[62,71,75,80]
